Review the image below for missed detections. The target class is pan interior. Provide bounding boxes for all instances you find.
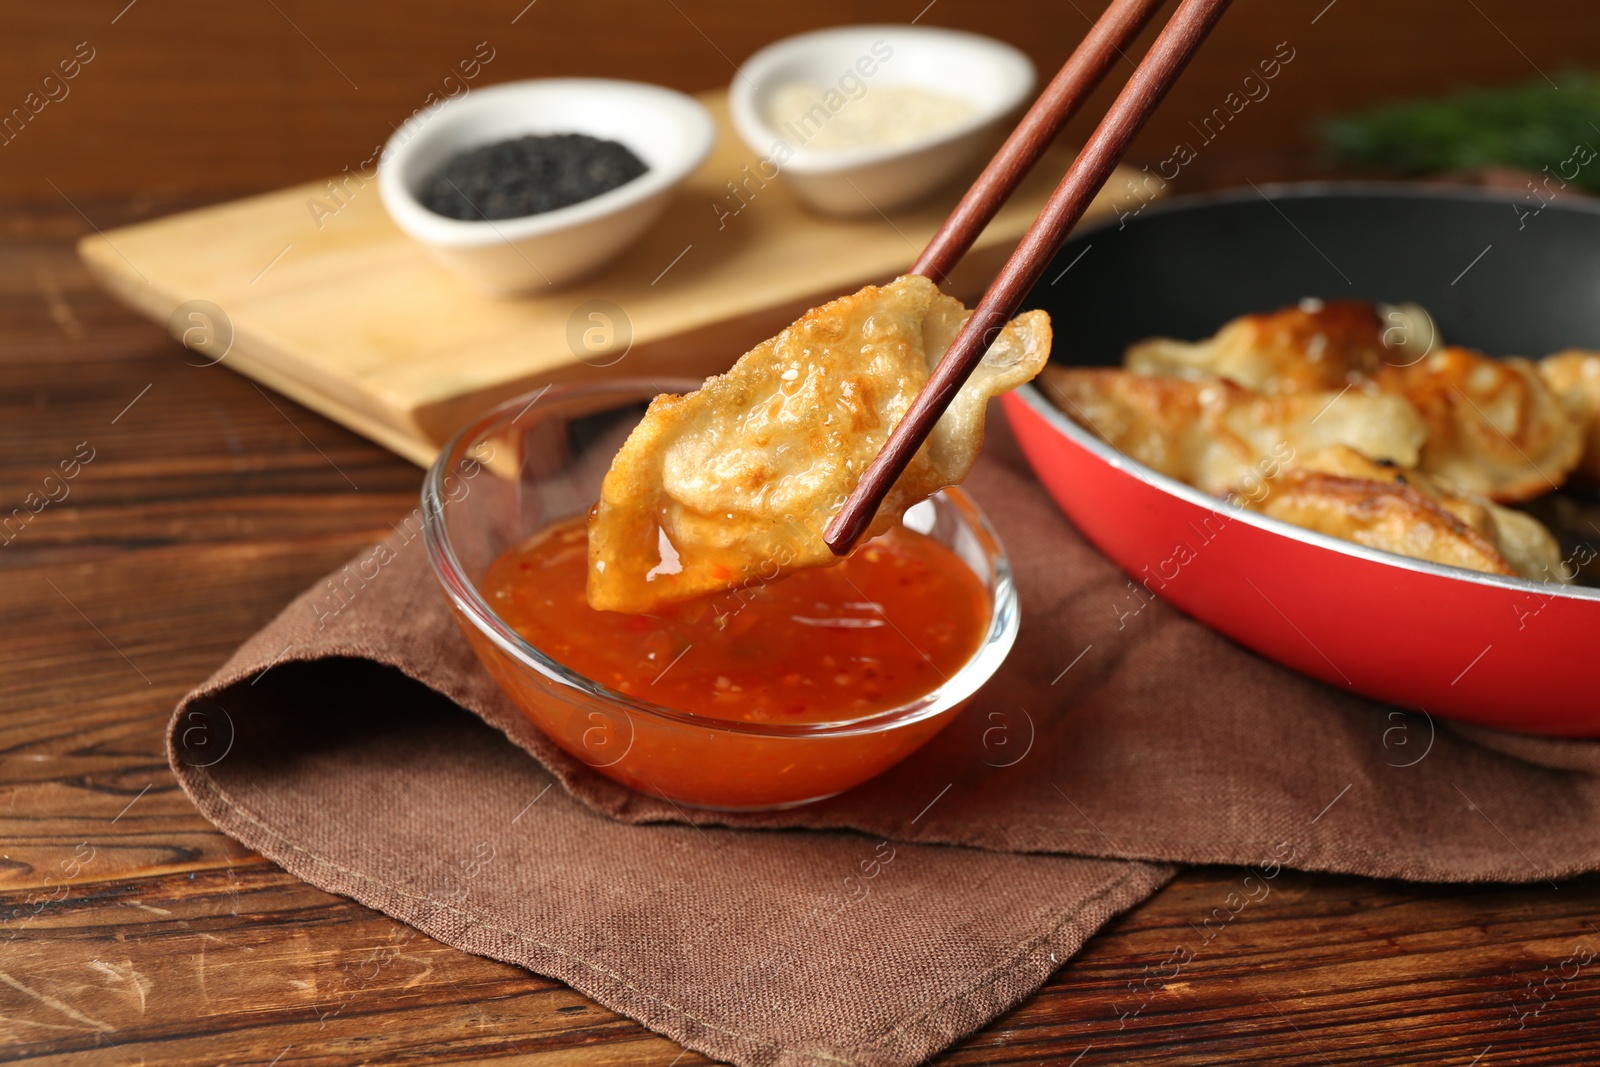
[1023,184,1600,363]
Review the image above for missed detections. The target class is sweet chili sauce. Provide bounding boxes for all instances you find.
[481,514,991,724]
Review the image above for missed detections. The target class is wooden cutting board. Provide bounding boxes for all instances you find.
[79,90,1142,467]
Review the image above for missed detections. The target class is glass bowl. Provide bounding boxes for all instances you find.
[422,379,1019,810]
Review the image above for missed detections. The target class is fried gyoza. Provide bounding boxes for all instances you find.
[1240,446,1567,582]
[586,275,1050,613]
[1126,301,1582,501]
[1123,300,1436,394]
[1039,367,1426,497]
[1539,349,1600,481]
[1051,301,1586,583]
[1374,347,1585,502]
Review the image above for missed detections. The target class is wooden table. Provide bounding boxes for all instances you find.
[6,1,1600,1060]
[6,193,1600,1067]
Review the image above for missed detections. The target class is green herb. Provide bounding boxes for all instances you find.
[1321,72,1600,193]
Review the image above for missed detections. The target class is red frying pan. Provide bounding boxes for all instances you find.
[1004,183,1600,736]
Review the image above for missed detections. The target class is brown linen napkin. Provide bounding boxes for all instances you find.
[167,419,1600,1067]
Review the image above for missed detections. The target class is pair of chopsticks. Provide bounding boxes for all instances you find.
[824,0,1233,554]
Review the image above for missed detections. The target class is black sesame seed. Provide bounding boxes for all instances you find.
[419,133,649,221]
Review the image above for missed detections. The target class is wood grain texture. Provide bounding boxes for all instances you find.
[76,95,1140,467]
[3,0,1599,202]
[3,3,1600,1060]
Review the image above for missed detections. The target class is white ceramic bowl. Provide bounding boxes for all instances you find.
[729,25,1034,216]
[379,79,715,295]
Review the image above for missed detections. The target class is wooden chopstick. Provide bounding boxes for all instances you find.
[825,0,1234,555]
[912,0,1167,284]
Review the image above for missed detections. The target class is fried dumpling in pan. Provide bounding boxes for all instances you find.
[1539,349,1600,481]
[1374,347,1585,502]
[1243,446,1567,582]
[587,275,1051,613]
[1486,504,1572,584]
[1122,300,1436,394]
[1247,468,1517,578]
[1039,367,1426,497]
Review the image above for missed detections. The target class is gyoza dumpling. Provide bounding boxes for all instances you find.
[1539,349,1600,481]
[587,275,1050,613]
[1039,367,1427,497]
[1122,300,1436,394]
[1239,446,1567,582]
[1374,347,1585,502]
[1124,303,1583,502]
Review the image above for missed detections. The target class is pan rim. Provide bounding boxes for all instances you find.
[1064,178,1600,235]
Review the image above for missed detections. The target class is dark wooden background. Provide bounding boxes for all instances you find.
[6,0,1600,202]
[4,1,1600,1064]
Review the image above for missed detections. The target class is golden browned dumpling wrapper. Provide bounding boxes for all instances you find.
[1123,299,1436,394]
[1039,367,1426,497]
[1375,347,1585,502]
[1241,446,1567,582]
[587,275,1050,613]
[1122,301,1581,501]
[1539,349,1600,481]
[1249,469,1519,578]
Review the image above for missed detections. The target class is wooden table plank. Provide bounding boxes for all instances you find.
[3,863,1596,1065]
[1,868,686,1066]
[954,871,1600,1066]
